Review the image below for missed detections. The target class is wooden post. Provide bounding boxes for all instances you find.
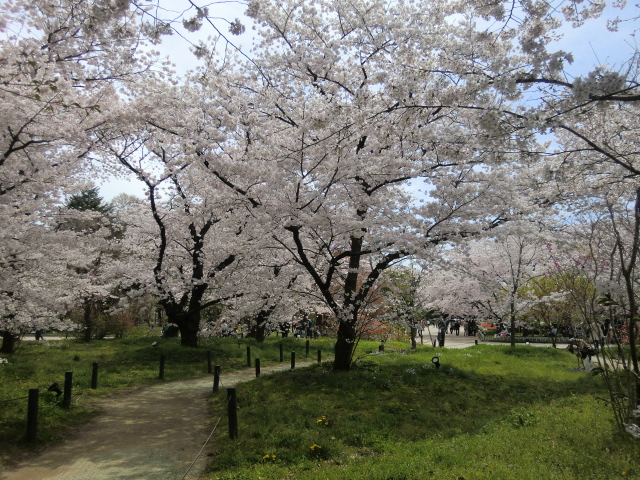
[91,362,99,389]
[255,358,261,377]
[279,342,284,362]
[227,388,238,439]
[26,388,39,443]
[291,351,296,369]
[246,346,251,367]
[63,371,72,410]
[317,349,322,363]
[213,365,221,393]
[159,354,165,380]
[207,350,212,374]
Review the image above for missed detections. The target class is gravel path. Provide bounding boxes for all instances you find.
[0,362,314,480]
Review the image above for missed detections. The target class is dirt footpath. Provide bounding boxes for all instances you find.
[0,362,313,480]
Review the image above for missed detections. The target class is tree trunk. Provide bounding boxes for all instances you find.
[333,320,356,372]
[0,331,18,354]
[622,270,640,410]
[82,301,93,342]
[168,309,200,348]
[179,321,199,347]
[247,309,271,343]
[410,325,417,349]
[509,299,516,348]
[252,322,267,343]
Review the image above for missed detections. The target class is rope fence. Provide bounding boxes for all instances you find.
[181,395,232,480]
[5,343,326,447]
[0,395,29,404]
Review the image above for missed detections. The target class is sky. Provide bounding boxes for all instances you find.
[98,0,639,201]
[99,0,255,200]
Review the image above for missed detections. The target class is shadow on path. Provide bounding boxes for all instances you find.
[0,361,315,480]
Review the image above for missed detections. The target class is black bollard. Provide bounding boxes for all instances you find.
[63,371,72,410]
[255,358,261,377]
[291,351,296,369]
[246,346,251,367]
[227,388,238,439]
[306,339,310,356]
[26,388,39,443]
[317,349,322,363]
[91,362,99,389]
[213,365,221,393]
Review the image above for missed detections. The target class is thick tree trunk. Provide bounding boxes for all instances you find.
[179,319,199,347]
[171,310,200,348]
[250,322,267,343]
[247,309,271,343]
[333,320,356,372]
[333,231,364,372]
[0,331,18,354]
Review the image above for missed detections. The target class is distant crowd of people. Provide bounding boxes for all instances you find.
[431,317,479,336]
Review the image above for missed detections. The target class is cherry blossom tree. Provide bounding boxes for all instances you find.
[182,0,541,371]
[376,266,429,348]
[58,187,127,342]
[420,222,553,346]
[471,0,640,433]
[0,221,79,352]
[91,73,275,347]
[0,0,164,349]
[559,186,640,432]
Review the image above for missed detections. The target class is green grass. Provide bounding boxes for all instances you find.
[204,345,640,480]
[3,333,638,479]
[0,328,345,464]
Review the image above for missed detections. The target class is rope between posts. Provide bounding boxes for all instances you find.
[0,382,64,403]
[0,395,29,404]
[94,361,136,367]
[181,357,321,478]
[181,396,232,480]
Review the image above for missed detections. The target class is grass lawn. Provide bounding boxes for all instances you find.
[1,331,638,479]
[204,345,640,480]
[0,328,340,465]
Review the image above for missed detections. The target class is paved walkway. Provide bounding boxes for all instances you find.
[423,329,568,349]
[0,361,315,480]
